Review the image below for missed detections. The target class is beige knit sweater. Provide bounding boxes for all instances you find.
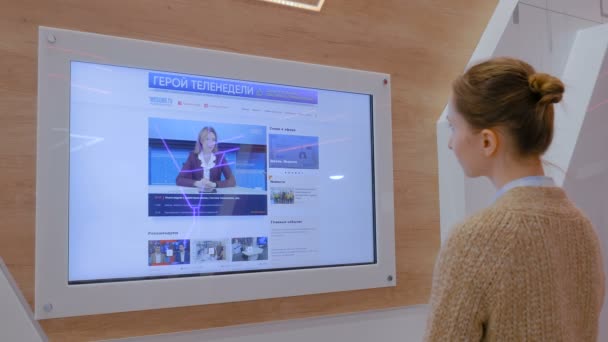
[425,187,605,341]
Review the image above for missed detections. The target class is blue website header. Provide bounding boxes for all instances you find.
[148,73,317,104]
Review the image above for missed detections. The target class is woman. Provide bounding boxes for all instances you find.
[176,126,236,189]
[425,57,605,341]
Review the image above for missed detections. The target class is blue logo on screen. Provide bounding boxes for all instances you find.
[149,96,173,106]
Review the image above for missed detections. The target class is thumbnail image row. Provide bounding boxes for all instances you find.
[148,237,268,266]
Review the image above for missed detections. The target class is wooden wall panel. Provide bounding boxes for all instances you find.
[0,0,497,340]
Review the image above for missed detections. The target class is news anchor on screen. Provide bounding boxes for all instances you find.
[173,242,190,264]
[176,126,236,189]
[149,244,167,266]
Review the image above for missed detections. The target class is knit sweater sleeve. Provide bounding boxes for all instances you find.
[424,218,500,341]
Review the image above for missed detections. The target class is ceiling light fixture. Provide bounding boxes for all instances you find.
[257,0,325,12]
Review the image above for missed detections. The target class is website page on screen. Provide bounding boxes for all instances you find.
[68,61,375,283]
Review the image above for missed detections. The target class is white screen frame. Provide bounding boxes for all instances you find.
[35,26,395,319]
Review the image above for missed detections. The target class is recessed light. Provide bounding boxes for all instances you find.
[258,0,325,12]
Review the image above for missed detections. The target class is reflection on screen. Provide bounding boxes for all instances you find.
[68,61,375,284]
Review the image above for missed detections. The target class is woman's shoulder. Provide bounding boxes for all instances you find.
[216,153,230,166]
[185,151,198,161]
[452,206,508,233]
[179,152,199,169]
[445,206,517,252]
[437,208,521,281]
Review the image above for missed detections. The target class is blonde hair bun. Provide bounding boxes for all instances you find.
[528,73,565,105]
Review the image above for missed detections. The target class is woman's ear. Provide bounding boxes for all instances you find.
[480,128,499,157]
